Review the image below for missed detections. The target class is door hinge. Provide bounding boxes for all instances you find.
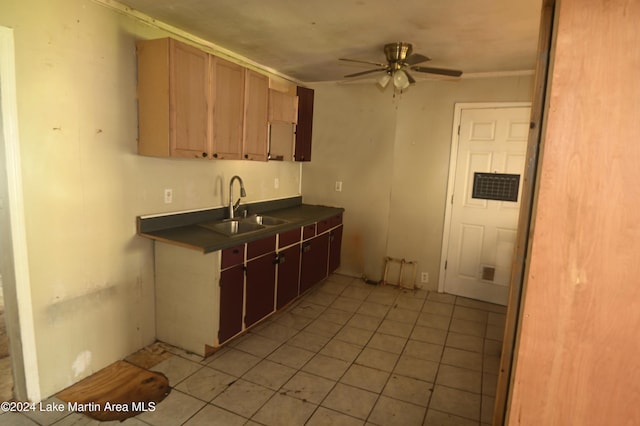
[451,194,454,204]
[457,125,460,135]
[444,260,448,270]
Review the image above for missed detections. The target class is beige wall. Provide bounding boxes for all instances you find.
[304,76,533,289]
[0,0,300,399]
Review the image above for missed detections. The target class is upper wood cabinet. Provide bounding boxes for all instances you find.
[211,57,244,160]
[136,37,271,161]
[294,86,314,162]
[268,89,298,123]
[137,38,210,158]
[243,69,270,161]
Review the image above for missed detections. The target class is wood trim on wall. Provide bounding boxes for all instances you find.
[494,1,556,424]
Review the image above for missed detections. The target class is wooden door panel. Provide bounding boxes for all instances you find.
[218,265,244,343]
[277,244,301,309]
[245,254,276,327]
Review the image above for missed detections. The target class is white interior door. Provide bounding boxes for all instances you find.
[440,105,530,305]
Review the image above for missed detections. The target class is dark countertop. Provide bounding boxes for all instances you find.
[137,198,344,253]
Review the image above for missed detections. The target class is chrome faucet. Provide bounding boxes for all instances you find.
[228,175,246,219]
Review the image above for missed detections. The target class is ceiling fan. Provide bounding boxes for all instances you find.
[340,42,463,90]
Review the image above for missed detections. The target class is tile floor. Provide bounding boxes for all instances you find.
[0,274,506,426]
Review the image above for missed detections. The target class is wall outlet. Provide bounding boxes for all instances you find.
[335,181,343,192]
[164,188,173,204]
[421,272,429,283]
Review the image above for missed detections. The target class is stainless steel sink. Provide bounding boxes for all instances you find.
[242,214,289,226]
[198,220,265,236]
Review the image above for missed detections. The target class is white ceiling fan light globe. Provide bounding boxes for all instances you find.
[377,74,391,88]
[393,70,410,90]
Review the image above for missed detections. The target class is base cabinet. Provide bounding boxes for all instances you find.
[218,265,244,343]
[154,213,343,355]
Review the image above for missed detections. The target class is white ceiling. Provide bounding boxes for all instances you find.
[116,0,542,83]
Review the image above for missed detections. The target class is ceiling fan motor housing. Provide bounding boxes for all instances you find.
[384,42,413,67]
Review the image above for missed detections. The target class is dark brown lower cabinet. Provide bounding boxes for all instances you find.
[218,264,244,343]
[300,233,330,294]
[276,244,301,309]
[329,225,343,274]
[245,253,276,327]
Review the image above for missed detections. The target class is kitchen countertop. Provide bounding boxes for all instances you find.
[137,198,344,253]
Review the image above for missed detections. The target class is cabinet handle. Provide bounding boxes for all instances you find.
[302,244,312,253]
[244,154,249,159]
[202,152,208,158]
[213,153,218,158]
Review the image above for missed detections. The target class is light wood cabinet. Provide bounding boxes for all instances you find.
[137,38,210,158]
[136,37,271,161]
[243,69,270,161]
[268,89,298,123]
[211,57,244,160]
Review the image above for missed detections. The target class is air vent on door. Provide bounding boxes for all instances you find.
[472,172,520,202]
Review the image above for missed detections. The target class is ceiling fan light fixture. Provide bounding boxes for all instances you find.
[393,70,410,90]
[377,73,391,88]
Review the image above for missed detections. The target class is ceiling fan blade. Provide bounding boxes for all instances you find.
[344,68,387,78]
[404,53,430,65]
[411,66,463,77]
[339,58,387,68]
[404,70,416,84]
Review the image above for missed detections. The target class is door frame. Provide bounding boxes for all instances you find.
[0,26,41,401]
[438,102,532,296]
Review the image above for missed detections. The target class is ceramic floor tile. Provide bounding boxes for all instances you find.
[485,324,504,341]
[210,379,274,418]
[151,356,203,386]
[429,385,481,422]
[426,292,457,305]
[455,298,506,314]
[441,347,483,372]
[377,319,413,339]
[483,339,503,357]
[52,413,150,425]
[252,392,316,426]
[347,313,383,331]
[483,355,501,375]
[365,290,399,306]
[290,302,327,319]
[382,373,433,406]
[318,307,354,325]
[280,371,336,404]
[250,321,299,343]
[266,344,316,369]
[403,340,443,362]
[411,325,448,345]
[182,404,246,426]
[481,395,495,424]
[368,395,427,426]
[319,339,362,363]
[175,366,237,401]
[0,412,40,426]
[138,389,206,426]
[340,364,390,393]
[356,301,390,318]
[482,373,498,397]
[446,332,484,353]
[366,332,407,355]
[424,409,478,426]
[305,318,343,337]
[321,383,378,420]
[325,274,356,286]
[385,306,420,324]
[22,396,69,425]
[341,285,373,301]
[316,280,348,295]
[355,347,400,372]
[303,290,339,307]
[306,407,364,426]
[488,312,506,327]
[416,312,451,331]
[448,318,486,338]
[242,359,297,390]
[334,325,374,346]
[453,306,489,323]
[301,353,351,381]
[206,348,261,377]
[273,312,314,330]
[394,296,425,312]
[231,333,282,358]
[436,364,482,394]
[287,330,331,352]
[394,355,438,382]
[422,301,455,317]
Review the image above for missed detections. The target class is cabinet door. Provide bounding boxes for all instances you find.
[268,89,298,123]
[243,70,269,161]
[245,254,276,327]
[300,233,330,293]
[211,57,244,160]
[169,39,210,158]
[219,264,244,344]
[329,225,343,274]
[277,244,301,309]
[294,86,314,162]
